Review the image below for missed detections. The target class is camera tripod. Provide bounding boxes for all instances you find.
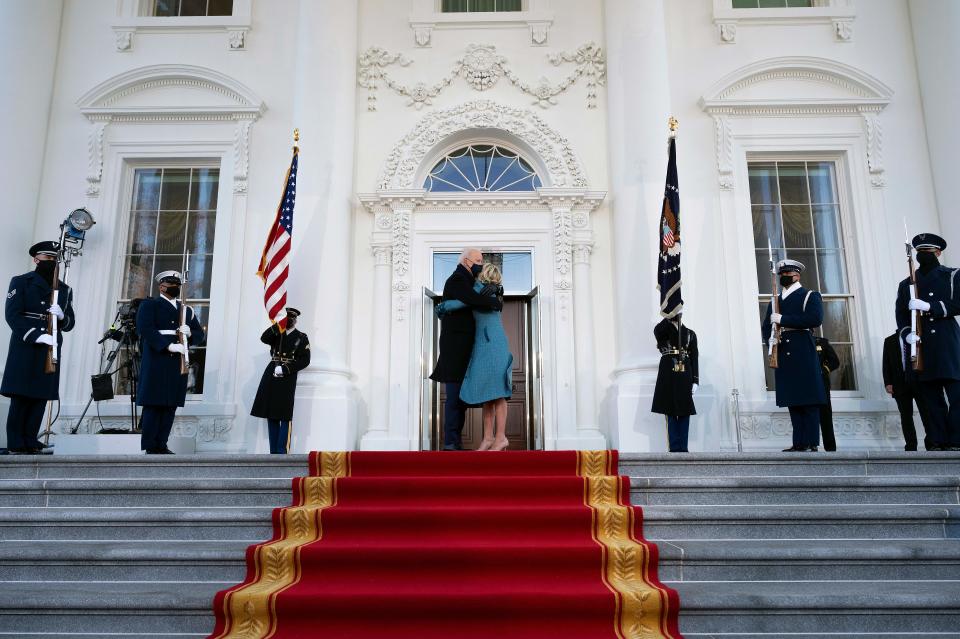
[70,320,141,435]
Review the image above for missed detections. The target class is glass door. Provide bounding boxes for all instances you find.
[421,287,441,451]
[523,287,544,450]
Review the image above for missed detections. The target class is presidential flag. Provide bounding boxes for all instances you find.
[257,147,298,332]
[657,136,683,319]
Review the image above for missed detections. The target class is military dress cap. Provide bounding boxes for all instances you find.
[154,270,183,284]
[777,259,805,274]
[912,233,947,251]
[285,307,301,318]
[29,241,60,257]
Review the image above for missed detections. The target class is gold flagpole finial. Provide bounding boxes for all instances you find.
[668,116,679,138]
[293,128,300,150]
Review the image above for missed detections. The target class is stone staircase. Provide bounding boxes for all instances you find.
[0,452,958,637]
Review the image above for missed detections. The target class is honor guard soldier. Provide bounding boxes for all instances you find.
[762,259,827,452]
[815,336,841,451]
[135,271,204,454]
[896,233,960,450]
[250,308,311,454]
[1,241,75,454]
[651,315,699,453]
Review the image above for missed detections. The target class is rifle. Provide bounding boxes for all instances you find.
[905,222,924,371]
[178,253,191,376]
[767,238,781,369]
[44,232,66,374]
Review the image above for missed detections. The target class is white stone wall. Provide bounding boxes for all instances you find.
[0,0,950,452]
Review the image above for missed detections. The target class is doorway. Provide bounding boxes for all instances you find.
[421,252,543,451]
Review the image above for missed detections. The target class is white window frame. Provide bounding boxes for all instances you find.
[112,0,251,51]
[746,154,860,394]
[712,0,855,43]
[409,0,552,47]
[115,160,223,399]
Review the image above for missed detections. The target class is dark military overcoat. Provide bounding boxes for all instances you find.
[135,296,205,407]
[896,265,960,381]
[1,271,75,400]
[762,286,827,407]
[651,319,699,417]
[251,326,311,421]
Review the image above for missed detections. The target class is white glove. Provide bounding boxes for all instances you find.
[273,365,284,378]
[167,343,186,354]
[35,334,55,346]
[908,298,931,312]
[770,312,782,324]
[768,336,779,347]
[905,332,921,345]
[178,324,191,338]
[691,383,699,395]
[48,304,64,320]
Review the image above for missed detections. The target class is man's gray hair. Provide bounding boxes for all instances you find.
[460,247,481,260]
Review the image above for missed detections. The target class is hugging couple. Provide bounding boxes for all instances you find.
[430,248,513,451]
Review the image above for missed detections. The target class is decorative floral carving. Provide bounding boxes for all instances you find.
[529,22,549,46]
[573,243,593,265]
[552,208,573,276]
[227,28,246,50]
[198,417,233,443]
[859,108,885,188]
[379,100,588,190]
[86,119,109,197]
[357,42,605,111]
[391,210,410,278]
[833,19,853,42]
[115,29,134,52]
[233,117,253,194]
[718,22,737,44]
[413,25,432,48]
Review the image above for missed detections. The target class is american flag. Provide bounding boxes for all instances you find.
[257,149,298,332]
[657,136,683,319]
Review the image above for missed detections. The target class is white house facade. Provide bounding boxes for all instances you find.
[1,0,957,454]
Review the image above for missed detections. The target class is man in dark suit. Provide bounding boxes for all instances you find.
[815,336,841,451]
[429,248,502,450]
[1,241,75,454]
[895,232,959,450]
[762,259,827,452]
[883,330,931,451]
[136,271,205,454]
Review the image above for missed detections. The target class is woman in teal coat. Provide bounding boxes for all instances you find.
[436,263,513,450]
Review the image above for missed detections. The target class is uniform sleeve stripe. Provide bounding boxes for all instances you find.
[23,328,35,342]
[802,291,813,312]
[941,301,947,316]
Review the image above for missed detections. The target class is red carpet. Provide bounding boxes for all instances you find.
[210,450,682,638]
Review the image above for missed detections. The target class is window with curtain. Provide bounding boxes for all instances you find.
[441,0,522,12]
[116,166,219,396]
[424,145,542,192]
[152,0,233,16]
[732,0,814,7]
[749,161,857,391]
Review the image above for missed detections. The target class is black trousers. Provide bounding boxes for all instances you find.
[140,405,176,451]
[443,383,468,449]
[818,398,836,451]
[788,405,821,448]
[5,395,47,450]
[918,379,960,447]
[666,415,690,452]
[267,419,290,454]
[894,377,932,450]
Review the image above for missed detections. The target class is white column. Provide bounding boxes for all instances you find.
[909,0,960,249]
[0,1,63,444]
[364,241,393,440]
[289,0,359,451]
[572,239,603,445]
[604,0,672,452]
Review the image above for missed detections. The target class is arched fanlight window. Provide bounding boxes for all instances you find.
[423,144,543,192]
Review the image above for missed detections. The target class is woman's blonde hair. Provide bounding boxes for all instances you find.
[477,262,502,285]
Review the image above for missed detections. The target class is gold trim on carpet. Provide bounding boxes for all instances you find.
[214,454,351,639]
[578,451,677,639]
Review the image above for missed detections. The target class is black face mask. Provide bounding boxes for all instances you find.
[164,285,181,298]
[470,263,483,277]
[916,251,939,269]
[779,275,796,288]
[35,260,56,281]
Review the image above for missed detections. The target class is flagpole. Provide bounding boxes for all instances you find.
[293,127,299,152]
[668,116,678,139]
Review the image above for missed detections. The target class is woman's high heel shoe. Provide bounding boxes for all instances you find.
[490,438,509,451]
[476,438,495,451]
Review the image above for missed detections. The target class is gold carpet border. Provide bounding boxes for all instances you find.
[214,452,352,639]
[577,450,678,639]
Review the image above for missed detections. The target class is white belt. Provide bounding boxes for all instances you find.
[158,330,178,336]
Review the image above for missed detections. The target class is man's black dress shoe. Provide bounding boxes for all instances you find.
[782,446,801,452]
[441,445,463,451]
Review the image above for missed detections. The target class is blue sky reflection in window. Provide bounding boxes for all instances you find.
[424,145,542,192]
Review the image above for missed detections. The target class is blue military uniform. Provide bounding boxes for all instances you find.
[136,271,205,453]
[2,242,75,453]
[895,233,960,448]
[762,260,826,451]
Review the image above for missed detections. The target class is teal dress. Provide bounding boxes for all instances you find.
[437,282,513,405]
